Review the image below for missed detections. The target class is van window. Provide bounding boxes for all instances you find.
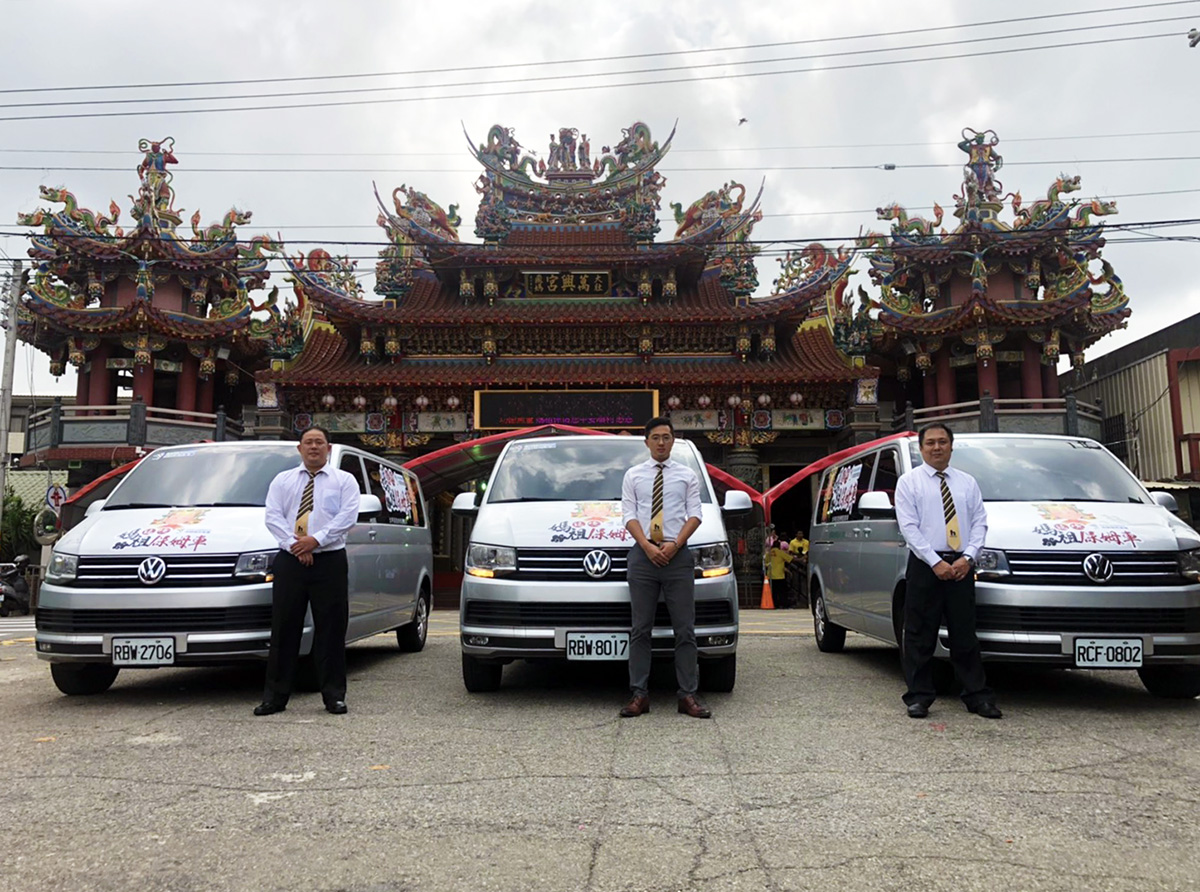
[872,449,900,502]
[911,436,1151,503]
[487,439,712,504]
[363,458,422,526]
[339,454,367,494]
[818,458,871,523]
[104,445,300,509]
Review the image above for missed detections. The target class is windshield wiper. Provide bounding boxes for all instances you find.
[103,502,173,509]
[189,502,261,507]
[487,497,584,503]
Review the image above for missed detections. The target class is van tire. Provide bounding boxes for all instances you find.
[701,655,737,693]
[50,663,119,696]
[1138,665,1200,699]
[462,653,503,692]
[812,589,846,653]
[397,593,430,652]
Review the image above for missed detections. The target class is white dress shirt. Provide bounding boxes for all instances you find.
[264,463,362,553]
[894,463,987,568]
[621,458,702,544]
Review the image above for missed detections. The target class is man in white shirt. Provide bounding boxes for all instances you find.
[619,417,710,719]
[894,423,1001,720]
[254,426,362,716]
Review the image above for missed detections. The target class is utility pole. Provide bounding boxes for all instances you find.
[0,259,23,545]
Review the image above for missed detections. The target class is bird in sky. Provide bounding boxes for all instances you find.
[738,117,749,126]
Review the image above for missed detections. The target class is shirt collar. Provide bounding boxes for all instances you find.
[920,463,951,478]
[646,457,674,469]
[299,463,330,477]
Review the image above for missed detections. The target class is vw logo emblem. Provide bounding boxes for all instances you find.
[1082,552,1114,584]
[582,549,612,579]
[137,556,167,585]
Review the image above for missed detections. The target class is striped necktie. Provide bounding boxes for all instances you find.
[936,470,961,550]
[649,464,665,544]
[295,470,317,538]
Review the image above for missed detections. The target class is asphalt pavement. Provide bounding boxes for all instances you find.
[1,609,1199,892]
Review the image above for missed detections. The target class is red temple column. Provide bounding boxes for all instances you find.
[75,366,90,406]
[935,350,956,408]
[1042,361,1061,399]
[977,355,999,400]
[177,354,199,417]
[1021,341,1044,407]
[87,343,111,408]
[132,364,154,407]
[923,368,937,408]
[198,374,215,415]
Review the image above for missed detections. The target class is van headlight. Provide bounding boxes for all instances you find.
[973,548,1011,580]
[234,550,277,581]
[1179,548,1200,582]
[466,544,516,579]
[45,552,79,584]
[693,543,733,579]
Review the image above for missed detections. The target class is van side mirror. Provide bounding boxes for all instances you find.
[84,499,106,518]
[451,491,480,517]
[1151,491,1180,514]
[721,490,753,517]
[358,493,383,519]
[858,491,895,518]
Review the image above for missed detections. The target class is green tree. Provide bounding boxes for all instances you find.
[2,487,40,562]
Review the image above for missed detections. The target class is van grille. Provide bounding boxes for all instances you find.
[1003,551,1186,587]
[513,548,629,582]
[36,606,274,634]
[68,554,247,588]
[975,605,1200,634]
[463,600,735,627]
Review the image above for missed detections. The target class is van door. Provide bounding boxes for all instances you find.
[858,447,906,640]
[337,452,377,626]
[363,457,409,624]
[396,469,431,610]
[814,456,872,627]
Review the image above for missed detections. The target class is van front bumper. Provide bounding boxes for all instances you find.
[459,574,739,661]
[33,581,311,665]
[935,580,1200,665]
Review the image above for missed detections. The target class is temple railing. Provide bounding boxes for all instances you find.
[25,400,244,452]
[892,395,1102,440]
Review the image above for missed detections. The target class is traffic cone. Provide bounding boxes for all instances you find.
[760,574,775,610]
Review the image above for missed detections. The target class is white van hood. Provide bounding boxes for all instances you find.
[986,501,1193,551]
[56,507,272,557]
[472,500,725,549]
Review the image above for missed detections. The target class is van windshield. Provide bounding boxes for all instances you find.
[910,436,1150,504]
[487,439,713,504]
[104,445,302,509]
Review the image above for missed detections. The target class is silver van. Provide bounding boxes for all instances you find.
[807,433,1200,698]
[451,435,752,693]
[37,441,433,695]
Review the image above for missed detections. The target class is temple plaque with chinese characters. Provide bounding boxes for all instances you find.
[523,270,612,297]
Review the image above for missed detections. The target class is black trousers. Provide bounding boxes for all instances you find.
[901,553,992,709]
[262,549,349,706]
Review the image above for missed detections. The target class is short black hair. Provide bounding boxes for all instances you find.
[643,416,674,438]
[917,422,954,447]
[298,425,332,443]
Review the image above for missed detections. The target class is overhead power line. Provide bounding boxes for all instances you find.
[0,31,1180,123]
[2,0,1192,96]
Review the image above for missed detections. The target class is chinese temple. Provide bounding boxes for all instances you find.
[15,138,304,474]
[262,121,873,490]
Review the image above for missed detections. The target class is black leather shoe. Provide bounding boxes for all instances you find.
[968,701,1003,719]
[253,702,286,716]
[619,695,650,718]
[677,694,712,719]
[325,700,348,715]
[906,702,929,719]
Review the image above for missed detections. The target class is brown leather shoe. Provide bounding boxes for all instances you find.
[677,694,712,719]
[619,695,650,717]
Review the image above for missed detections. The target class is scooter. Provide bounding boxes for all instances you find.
[0,555,31,616]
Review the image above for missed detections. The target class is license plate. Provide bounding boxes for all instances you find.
[112,637,175,666]
[1074,638,1143,668]
[565,632,629,661]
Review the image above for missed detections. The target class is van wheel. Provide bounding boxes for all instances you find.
[397,594,430,653]
[812,590,846,653]
[462,653,502,692]
[1138,666,1200,699]
[50,663,119,696]
[700,655,737,693]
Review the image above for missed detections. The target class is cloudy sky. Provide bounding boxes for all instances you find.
[1,0,1197,396]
